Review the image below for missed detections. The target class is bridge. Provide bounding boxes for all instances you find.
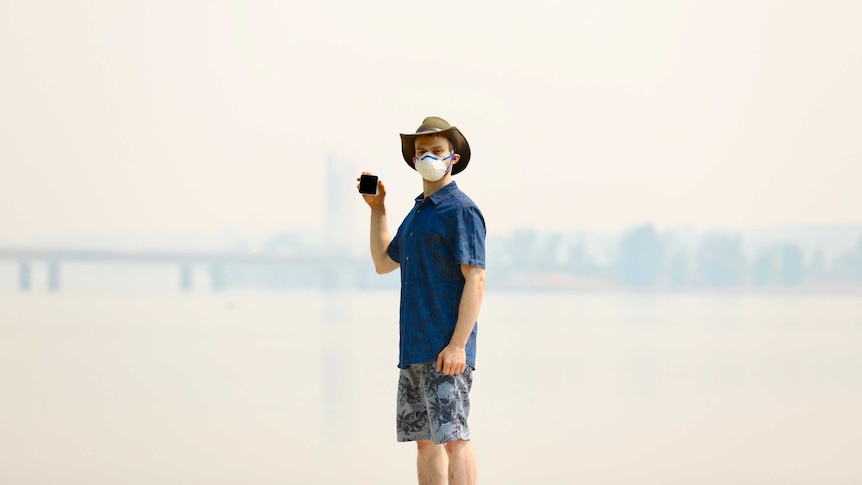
[0,157,381,292]
[0,248,368,292]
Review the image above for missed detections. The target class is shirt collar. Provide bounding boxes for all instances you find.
[414,181,459,206]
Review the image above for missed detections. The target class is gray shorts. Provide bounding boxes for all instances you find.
[396,361,474,445]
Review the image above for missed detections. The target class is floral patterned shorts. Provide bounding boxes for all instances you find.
[396,361,474,445]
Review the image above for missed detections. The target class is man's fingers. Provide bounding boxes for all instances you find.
[436,347,468,375]
[443,360,462,376]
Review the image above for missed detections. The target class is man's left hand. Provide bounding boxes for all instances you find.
[436,344,467,375]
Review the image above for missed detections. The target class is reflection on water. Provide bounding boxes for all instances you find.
[0,290,860,484]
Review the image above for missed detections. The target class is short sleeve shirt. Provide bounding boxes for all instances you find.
[387,181,486,369]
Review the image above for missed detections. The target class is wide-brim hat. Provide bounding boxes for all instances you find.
[399,116,471,175]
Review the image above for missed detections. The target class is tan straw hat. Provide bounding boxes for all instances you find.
[399,116,471,175]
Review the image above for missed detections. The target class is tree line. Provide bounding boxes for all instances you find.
[492,225,862,288]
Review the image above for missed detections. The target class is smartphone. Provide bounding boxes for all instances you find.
[359,174,379,195]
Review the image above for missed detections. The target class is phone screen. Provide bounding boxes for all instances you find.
[359,174,379,195]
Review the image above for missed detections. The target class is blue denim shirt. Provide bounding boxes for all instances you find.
[388,181,486,369]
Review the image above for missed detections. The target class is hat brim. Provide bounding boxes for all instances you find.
[399,126,471,175]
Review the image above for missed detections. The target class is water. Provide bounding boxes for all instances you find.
[1,290,860,484]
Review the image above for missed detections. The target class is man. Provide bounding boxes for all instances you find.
[357,116,486,485]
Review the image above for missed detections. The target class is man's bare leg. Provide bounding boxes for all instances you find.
[445,439,477,485]
[417,440,448,484]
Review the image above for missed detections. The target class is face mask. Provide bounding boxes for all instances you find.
[414,152,454,182]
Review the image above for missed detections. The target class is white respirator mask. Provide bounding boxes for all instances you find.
[414,152,455,182]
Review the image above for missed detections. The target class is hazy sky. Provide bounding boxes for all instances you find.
[2,1,861,240]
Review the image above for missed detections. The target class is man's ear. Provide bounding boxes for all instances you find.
[412,157,418,165]
[451,154,461,164]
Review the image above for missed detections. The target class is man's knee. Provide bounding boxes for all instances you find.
[416,439,439,452]
[444,439,470,454]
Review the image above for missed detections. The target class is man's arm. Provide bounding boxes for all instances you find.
[436,264,486,375]
[358,173,399,274]
[369,206,399,274]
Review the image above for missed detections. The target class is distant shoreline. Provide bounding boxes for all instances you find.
[492,272,862,295]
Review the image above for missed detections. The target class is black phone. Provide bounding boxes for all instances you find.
[359,174,379,195]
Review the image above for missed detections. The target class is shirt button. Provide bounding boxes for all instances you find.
[416,209,421,214]
[410,232,413,236]
[405,256,409,261]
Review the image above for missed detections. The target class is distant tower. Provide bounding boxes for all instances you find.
[323,155,357,288]
[19,260,31,291]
